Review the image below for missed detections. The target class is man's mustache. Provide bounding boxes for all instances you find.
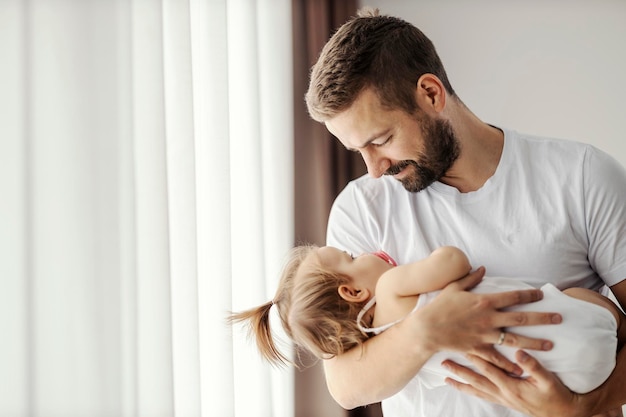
[385,160,415,176]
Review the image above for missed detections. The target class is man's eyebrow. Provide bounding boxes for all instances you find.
[346,129,391,151]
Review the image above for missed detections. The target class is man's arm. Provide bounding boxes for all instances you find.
[582,280,626,414]
[444,279,626,417]
[324,268,561,409]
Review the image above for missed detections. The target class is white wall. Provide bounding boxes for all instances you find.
[362,0,626,165]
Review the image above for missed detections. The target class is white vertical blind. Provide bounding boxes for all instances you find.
[257,1,296,415]
[0,0,294,416]
[227,2,272,416]
[226,0,295,415]
[0,1,28,415]
[131,1,175,416]
[188,0,235,415]
[162,0,201,415]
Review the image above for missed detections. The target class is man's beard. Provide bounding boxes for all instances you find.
[385,116,460,193]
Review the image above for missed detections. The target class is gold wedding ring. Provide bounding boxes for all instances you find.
[497,331,506,345]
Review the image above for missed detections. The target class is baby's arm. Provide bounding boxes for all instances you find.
[376,246,472,299]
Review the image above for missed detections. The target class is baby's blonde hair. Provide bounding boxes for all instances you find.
[228,245,370,367]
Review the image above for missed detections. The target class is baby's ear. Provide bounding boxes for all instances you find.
[338,285,370,302]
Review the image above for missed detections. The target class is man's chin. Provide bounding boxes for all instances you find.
[395,174,435,193]
[399,178,424,193]
[385,165,437,192]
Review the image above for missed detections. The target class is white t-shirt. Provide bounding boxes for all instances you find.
[326,128,626,417]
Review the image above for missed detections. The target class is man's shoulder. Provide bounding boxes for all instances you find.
[504,128,593,152]
[503,128,598,166]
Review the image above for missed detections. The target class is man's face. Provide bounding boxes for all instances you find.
[325,88,460,192]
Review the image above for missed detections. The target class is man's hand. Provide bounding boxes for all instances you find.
[443,350,584,417]
[412,267,562,376]
[443,350,624,417]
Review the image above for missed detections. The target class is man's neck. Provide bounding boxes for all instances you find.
[440,107,504,193]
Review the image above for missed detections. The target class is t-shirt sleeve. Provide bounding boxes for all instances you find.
[326,179,381,256]
[584,146,626,286]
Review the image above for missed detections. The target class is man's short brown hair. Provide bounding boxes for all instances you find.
[305,8,455,122]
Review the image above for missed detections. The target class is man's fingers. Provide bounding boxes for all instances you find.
[495,329,555,351]
[494,310,561,327]
[444,376,498,404]
[442,358,501,403]
[462,353,516,386]
[490,288,545,308]
[472,346,523,376]
[485,289,563,328]
[514,350,557,387]
[446,350,580,417]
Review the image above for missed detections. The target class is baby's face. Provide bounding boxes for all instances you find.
[314,246,395,292]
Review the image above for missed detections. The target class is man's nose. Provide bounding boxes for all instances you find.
[361,149,390,178]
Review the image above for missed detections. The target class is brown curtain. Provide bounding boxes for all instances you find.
[292,0,366,248]
[292,1,380,416]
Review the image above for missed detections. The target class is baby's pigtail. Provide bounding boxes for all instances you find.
[227,301,289,367]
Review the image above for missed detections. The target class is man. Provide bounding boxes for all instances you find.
[305,7,626,417]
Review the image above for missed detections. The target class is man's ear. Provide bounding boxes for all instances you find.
[414,73,446,113]
[338,285,371,302]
